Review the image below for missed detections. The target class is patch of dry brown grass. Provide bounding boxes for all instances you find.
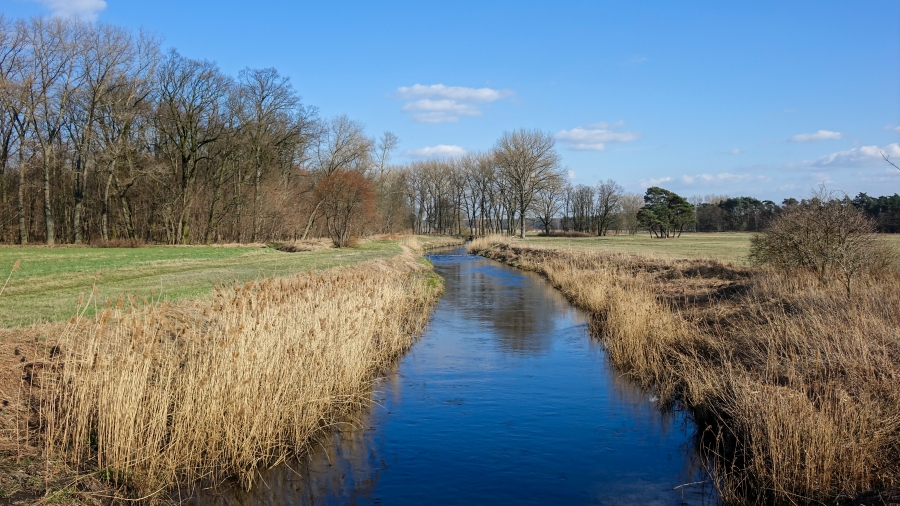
[0,245,441,502]
[469,237,900,505]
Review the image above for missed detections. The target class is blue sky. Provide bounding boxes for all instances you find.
[5,0,900,202]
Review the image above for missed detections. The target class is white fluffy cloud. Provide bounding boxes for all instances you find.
[396,84,513,123]
[404,144,468,159]
[638,172,770,189]
[638,176,673,187]
[811,143,900,167]
[31,0,107,20]
[680,172,772,185]
[554,122,641,151]
[789,130,842,142]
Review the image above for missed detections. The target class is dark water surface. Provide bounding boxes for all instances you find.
[207,248,715,505]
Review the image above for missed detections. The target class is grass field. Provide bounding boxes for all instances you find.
[521,232,900,265]
[0,239,450,327]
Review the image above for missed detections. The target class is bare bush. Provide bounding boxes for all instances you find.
[750,187,897,296]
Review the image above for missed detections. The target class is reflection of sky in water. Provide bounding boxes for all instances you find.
[201,248,716,506]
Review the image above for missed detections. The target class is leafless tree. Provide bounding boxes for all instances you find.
[618,193,643,235]
[493,129,564,238]
[595,178,623,236]
[534,178,563,234]
[155,49,230,244]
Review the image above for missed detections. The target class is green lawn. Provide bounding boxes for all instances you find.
[0,241,406,327]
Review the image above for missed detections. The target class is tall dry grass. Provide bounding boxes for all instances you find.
[469,237,900,504]
[41,244,441,498]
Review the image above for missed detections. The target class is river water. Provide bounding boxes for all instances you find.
[206,248,715,505]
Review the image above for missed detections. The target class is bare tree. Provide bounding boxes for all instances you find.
[25,17,83,244]
[534,178,563,234]
[155,49,230,244]
[493,129,563,238]
[595,178,623,236]
[234,67,313,241]
[618,193,643,235]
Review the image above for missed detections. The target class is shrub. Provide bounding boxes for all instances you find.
[749,187,896,296]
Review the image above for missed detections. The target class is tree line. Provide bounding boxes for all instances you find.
[1,16,897,247]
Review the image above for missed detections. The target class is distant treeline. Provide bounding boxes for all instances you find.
[693,194,900,234]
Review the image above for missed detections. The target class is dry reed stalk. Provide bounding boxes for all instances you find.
[469,238,900,504]
[42,244,441,498]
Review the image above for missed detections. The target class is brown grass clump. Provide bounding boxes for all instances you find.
[273,238,334,252]
[469,236,900,505]
[28,245,441,500]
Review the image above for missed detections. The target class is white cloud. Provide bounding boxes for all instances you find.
[811,143,900,167]
[884,125,900,133]
[405,144,468,159]
[680,172,772,185]
[396,84,513,123]
[638,176,673,187]
[728,148,743,155]
[555,122,642,151]
[789,130,842,142]
[31,0,107,20]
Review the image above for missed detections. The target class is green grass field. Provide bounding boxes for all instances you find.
[521,232,900,265]
[0,241,409,327]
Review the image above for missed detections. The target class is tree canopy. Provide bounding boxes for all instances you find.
[636,187,695,238]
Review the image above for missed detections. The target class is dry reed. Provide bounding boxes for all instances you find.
[469,235,900,505]
[41,242,442,499]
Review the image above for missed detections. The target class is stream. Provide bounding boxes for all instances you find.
[204,247,716,505]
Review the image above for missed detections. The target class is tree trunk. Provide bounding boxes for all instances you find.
[17,144,26,245]
[42,149,54,245]
[102,171,112,241]
[72,157,85,243]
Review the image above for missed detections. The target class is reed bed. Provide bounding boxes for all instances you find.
[39,243,441,500]
[469,235,900,505]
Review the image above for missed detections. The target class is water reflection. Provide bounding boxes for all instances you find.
[199,248,716,505]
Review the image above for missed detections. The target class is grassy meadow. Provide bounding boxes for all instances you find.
[522,231,900,264]
[0,239,417,327]
[522,232,755,263]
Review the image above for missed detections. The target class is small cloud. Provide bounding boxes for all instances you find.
[789,130,842,143]
[680,172,771,185]
[31,0,107,20]
[884,125,900,133]
[811,143,900,167]
[639,176,673,187]
[555,122,641,151]
[404,144,468,159]
[396,84,513,123]
[567,170,576,180]
[717,148,743,155]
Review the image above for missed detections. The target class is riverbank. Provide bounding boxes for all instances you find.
[0,236,458,503]
[469,236,900,505]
